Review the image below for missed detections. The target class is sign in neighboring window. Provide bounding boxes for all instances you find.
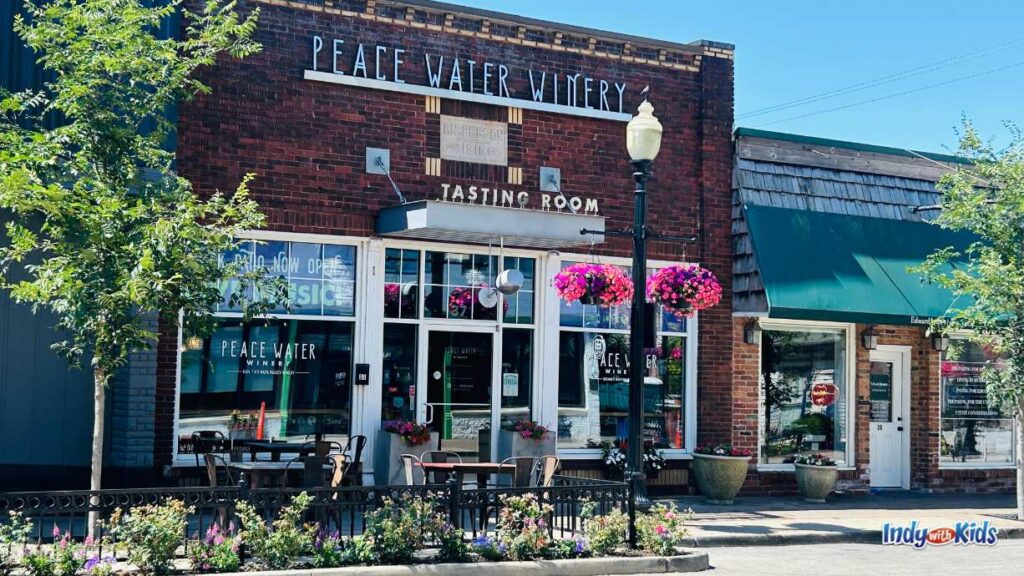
[218,240,357,317]
[869,362,893,422]
[940,340,1014,466]
[760,327,849,465]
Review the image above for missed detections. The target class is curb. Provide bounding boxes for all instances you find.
[230,553,710,576]
[682,525,1024,548]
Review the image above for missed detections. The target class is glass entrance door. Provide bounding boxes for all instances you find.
[424,330,494,461]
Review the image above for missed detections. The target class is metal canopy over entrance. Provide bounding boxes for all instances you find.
[376,200,606,249]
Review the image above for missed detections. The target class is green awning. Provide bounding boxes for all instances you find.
[744,204,976,325]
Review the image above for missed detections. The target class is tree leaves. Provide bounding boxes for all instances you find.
[0,0,272,385]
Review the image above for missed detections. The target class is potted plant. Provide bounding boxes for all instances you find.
[374,419,439,485]
[646,264,722,318]
[497,419,555,461]
[790,453,838,503]
[692,444,752,504]
[228,410,257,440]
[553,263,633,307]
[598,440,666,481]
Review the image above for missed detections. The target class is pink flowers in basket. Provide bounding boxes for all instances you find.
[552,263,634,307]
[645,264,721,318]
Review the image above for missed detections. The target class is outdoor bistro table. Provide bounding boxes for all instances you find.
[227,460,333,488]
[418,462,516,489]
[245,441,314,462]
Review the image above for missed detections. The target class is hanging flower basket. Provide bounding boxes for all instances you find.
[646,264,722,318]
[552,263,634,307]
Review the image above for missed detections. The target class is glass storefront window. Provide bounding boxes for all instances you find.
[178,318,354,450]
[760,327,848,465]
[500,328,533,428]
[556,309,688,449]
[217,240,356,317]
[423,252,535,322]
[502,256,536,325]
[384,248,420,319]
[382,324,417,424]
[940,340,1014,466]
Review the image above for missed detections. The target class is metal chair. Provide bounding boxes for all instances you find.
[203,453,235,487]
[499,456,538,487]
[343,435,368,485]
[420,450,461,484]
[401,453,425,485]
[284,455,335,488]
[192,431,227,467]
[534,455,560,487]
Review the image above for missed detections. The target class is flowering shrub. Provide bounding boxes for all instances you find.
[791,453,837,466]
[512,419,549,440]
[694,444,752,458]
[235,492,313,570]
[546,535,588,559]
[365,497,439,565]
[384,419,433,446]
[581,503,628,556]
[0,511,31,575]
[82,553,115,576]
[553,263,633,307]
[114,499,191,575]
[21,526,84,576]
[495,494,552,561]
[339,535,375,566]
[434,523,469,564]
[310,530,344,568]
[646,264,721,318]
[635,503,691,556]
[188,523,241,573]
[470,535,505,561]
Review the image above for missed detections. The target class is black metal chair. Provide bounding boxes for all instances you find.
[342,435,368,485]
[499,456,538,487]
[192,431,227,467]
[284,455,336,488]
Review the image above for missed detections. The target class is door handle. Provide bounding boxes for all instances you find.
[425,403,434,424]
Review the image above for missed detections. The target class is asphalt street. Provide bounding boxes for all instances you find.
[693,540,1024,575]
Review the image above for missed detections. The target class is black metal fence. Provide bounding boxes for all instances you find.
[0,476,629,547]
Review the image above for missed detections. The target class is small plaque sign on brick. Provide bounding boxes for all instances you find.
[440,115,508,166]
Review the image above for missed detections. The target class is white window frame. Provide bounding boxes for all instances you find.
[554,253,699,460]
[171,232,367,466]
[756,318,857,472]
[937,334,1017,470]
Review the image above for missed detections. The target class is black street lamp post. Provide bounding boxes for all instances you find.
[624,98,662,547]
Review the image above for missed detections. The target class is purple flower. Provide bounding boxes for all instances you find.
[52,524,61,539]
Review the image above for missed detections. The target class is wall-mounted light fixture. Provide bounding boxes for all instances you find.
[930,331,950,352]
[743,318,761,345]
[861,325,879,350]
[366,147,406,204]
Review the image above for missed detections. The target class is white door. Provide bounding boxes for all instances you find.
[868,347,910,488]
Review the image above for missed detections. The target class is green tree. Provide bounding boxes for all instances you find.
[0,0,282,527]
[915,122,1024,520]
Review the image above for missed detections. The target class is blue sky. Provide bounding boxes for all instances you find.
[458,0,1024,154]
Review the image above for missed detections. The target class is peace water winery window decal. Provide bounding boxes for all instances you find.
[305,36,633,121]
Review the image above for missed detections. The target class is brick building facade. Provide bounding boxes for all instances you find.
[154,0,736,491]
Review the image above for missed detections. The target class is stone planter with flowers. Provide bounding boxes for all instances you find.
[691,444,751,505]
[497,419,554,462]
[374,419,438,485]
[791,453,838,503]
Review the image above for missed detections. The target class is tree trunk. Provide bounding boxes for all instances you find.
[88,367,106,539]
[1017,400,1024,521]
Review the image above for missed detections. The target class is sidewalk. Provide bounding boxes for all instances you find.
[668,492,1024,547]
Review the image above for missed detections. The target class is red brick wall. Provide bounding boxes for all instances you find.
[157,1,736,466]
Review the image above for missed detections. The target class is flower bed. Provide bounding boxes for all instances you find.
[0,494,700,575]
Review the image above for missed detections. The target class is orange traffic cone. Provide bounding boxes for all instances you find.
[256,401,266,440]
